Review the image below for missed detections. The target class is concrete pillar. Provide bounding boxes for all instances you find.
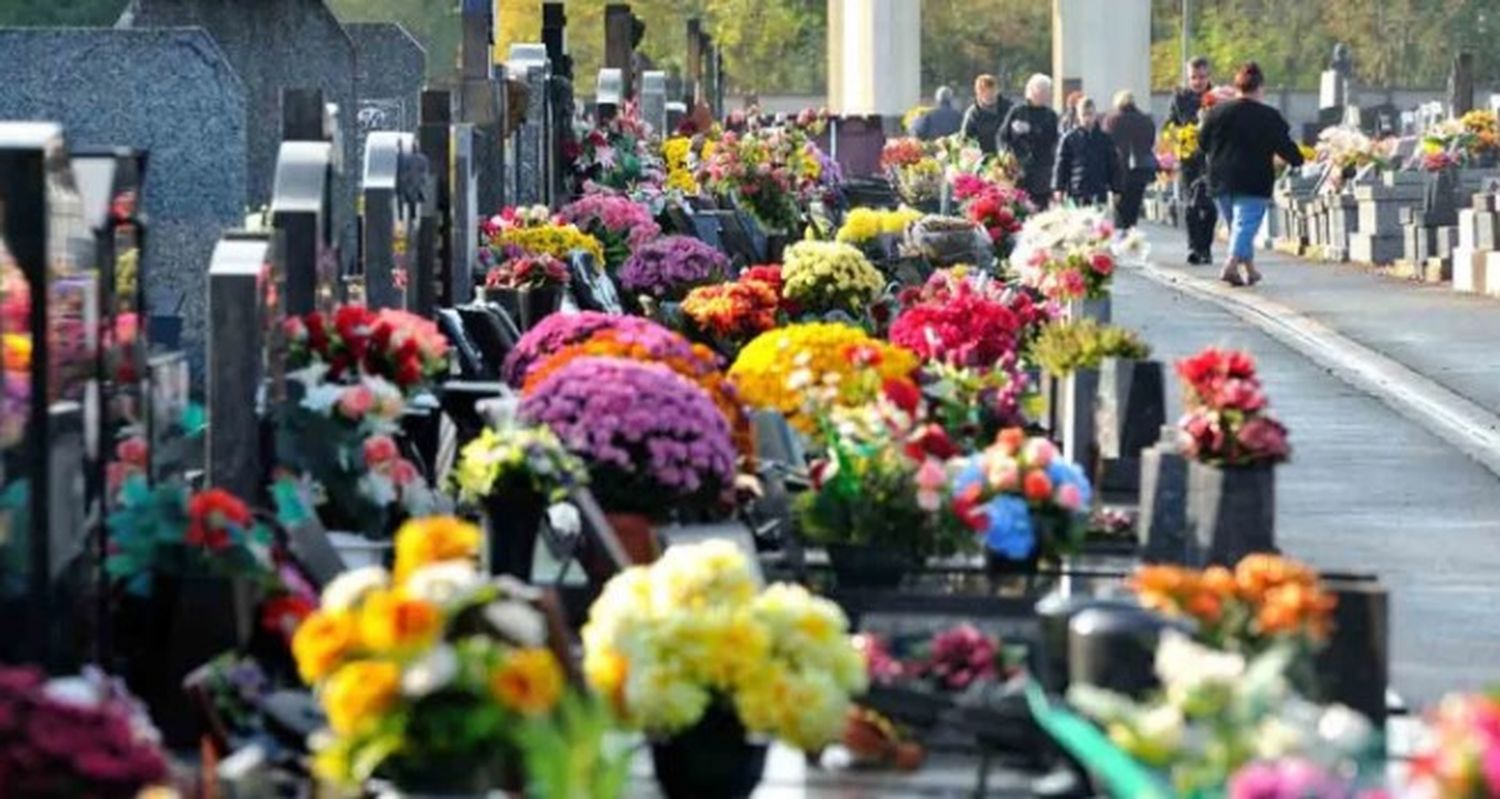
[1052,0,1151,113]
[827,0,920,117]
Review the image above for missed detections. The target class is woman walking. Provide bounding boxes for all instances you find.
[1001,74,1061,210]
[1052,97,1117,208]
[1197,62,1304,286]
[1104,90,1157,229]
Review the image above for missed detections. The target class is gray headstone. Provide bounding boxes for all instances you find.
[270,141,336,315]
[362,131,418,309]
[207,233,275,501]
[120,0,357,216]
[507,45,550,207]
[640,70,667,136]
[347,23,426,164]
[450,124,478,306]
[0,28,246,379]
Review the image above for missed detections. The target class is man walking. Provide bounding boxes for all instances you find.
[961,74,1012,154]
[915,86,964,140]
[1172,56,1216,264]
[1104,90,1157,229]
[1001,74,1060,210]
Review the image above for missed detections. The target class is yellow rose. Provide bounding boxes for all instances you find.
[393,516,482,582]
[357,589,443,654]
[323,660,401,735]
[491,647,565,716]
[292,610,357,684]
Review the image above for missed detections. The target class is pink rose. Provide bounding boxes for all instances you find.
[1056,483,1082,511]
[1023,438,1056,467]
[338,385,374,419]
[389,458,420,486]
[1090,252,1115,275]
[362,435,398,465]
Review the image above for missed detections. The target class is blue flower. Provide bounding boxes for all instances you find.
[952,457,985,493]
[1045,460,1093,510]
[984,495,1035,559]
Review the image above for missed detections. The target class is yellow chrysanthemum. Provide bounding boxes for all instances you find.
[393,516,482,582]
[292,610,357,684]
[835,207,922,245]
[491,647,565,716]
[492,223,605,265]
[780,240,886,315]
[356,589,443,654]
[322,660,401,736]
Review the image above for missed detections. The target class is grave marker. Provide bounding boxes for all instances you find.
[348,23,426,162]
[507,44,552,207]
[207,233,279,501]
[271,141,337,315]
[361,131,419,309]
[641,70,668,135]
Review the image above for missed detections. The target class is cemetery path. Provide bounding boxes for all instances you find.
[1114,262,1500,706]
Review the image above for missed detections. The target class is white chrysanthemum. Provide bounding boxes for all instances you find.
[485,599,548,647]
[404,561,483,607]
[625,664,711,734]
[1154,630,1245,691]
[320,566,391,612]
[402,644,458,697]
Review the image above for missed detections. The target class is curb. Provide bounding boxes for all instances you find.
[1129,260,1500,480]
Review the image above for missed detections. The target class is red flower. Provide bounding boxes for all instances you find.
[882,377,922,416]
[952,482,989,531]
[186,489,252,551]
[260,593,315,641]
[1022,471,1053,502]
[363,435,399,465]
[905,423,960,461]
[1090,252,1115,275]
[845,343,884,368]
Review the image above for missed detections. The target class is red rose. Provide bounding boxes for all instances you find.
[1090,252,1115,275]
[1022,470,1053,502]
[882,377,922,416]
[186,488,251,550]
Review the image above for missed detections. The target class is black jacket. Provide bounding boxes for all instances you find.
[915,101,963,140]
[1198,99,1304,198]
[1053,126,1119,200]
[1104,105,1157,174]
[1169,87,1208,185]
[1001,103,1060,196]
[961,98,1013,153]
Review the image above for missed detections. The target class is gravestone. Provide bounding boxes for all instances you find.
[641,70,667,136]
[1454,191,1500,295]
[119,0,357,218]
[347,23,426,163]
[361,131,420,309]
[270,141,337,315]
[1317,43,1352,130]
[207,232,279,502]
[418,91,453,315]
[685,19,704,106]
[596,68,625,123]
[604,4,641,101]
[449,124,478,307]
[1449,52,1475,117]
[542,2,575,204]
[507,44,551,207]
[0,29,246,378]
[456,0,506,214]
[1350,172,1423,265]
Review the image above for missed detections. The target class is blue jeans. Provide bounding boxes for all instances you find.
[1214,194,1269,262]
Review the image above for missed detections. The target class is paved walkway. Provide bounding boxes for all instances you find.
[1116,233,1500,705]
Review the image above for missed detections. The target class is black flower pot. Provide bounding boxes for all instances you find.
[1186,461,1276,566]
[483,480,547,581]
[984,550,1041,582]
[485,286,564,332]
[652,704,768,799]
[825,542,913,589]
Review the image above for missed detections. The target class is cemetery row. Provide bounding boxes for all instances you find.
[0,5,1494,799]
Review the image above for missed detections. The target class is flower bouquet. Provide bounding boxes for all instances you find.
[964,184,1033,260]
[1030,319,1151,378]
[519,356,737,522]
[105,477,273,594]
[889,275,1022,369]
[1175,347,1289,466]
[483,253,570,292]
[1010,206,1126,302]
[558,193,663,270]
[1129,554,1337,656]
[679,277,781,358]
[619,235,730,302]
[835,207,923,261]
[661,135,700,194]
[699,126,831,233]
[284,305,451,396]
[292,517,574,792]
[582,540,867,797]
[950,429,1093,572]
[570,106,666,193]
[882,138,943,209]
[0,666,169,796]
[518,319,754,463]
[480,205,606,268]
[729,322,919,434]
[780,241,886,318]
[1407,691,1500,798]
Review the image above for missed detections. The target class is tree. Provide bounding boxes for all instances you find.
[921,0,1050,97]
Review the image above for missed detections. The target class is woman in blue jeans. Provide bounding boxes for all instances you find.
[1198,62,1304,286]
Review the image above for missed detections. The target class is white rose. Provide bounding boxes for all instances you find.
[485,600,548,647]
[402,644,459,697]
[405,561,484,607]
[320,566,391,612]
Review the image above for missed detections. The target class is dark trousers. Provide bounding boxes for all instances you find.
[1182,177,1217,257]
[1116,169,1153,229]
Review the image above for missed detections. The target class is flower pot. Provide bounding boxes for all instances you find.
[1095,358,1166,496]
[1186,461,1276,567]
[485,286,564,332]
[1136,427,1190,564]
[328,531,394,570]
[1059,368,1099,471]
[483,481,547,581]
[1065,296,1111,324]
[825,542,913,589]
[651,703,769,799]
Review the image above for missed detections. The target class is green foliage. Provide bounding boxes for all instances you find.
[515,693,632,799]
[1032,319,1151,378]
[104,476,274,596]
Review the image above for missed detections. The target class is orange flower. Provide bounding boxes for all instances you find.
[1233,553,1314,602]
[292,610,357,683]
[393,516,482,582]
[1185,591,1223,624]
[1022,470,1053,502]
[995,428,1026,455]
[1201,565,1236,597]
[491,648,565,716]
[1257,582,1337,640]
[357,589,442,653]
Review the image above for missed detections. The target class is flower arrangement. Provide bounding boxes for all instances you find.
[741,263,799,316]
[661,136,700,194]
[1030,319,1151,378]
[696,126,831,233]
[1460,108,1499,160]
[0,666,169,795]
[452,419,589,505]
[1160,122,1200,163]
[105,477,273,594]
[949,429,1093,562]
[889,277,1022,369]
[780,241,886,317]
[483,253,570,291]
[1069,633,1378,797]
[291,516,571,788]
[480,206,606,266]
[618,235,729,301]
[858,624,1006,693]
[1176,347,1291,466]
[558,193,663,269]
[1010,206,1133,301]
[520,356,737,517]
[729,323,919,433]
[283,305,450,395]
[582,540,868,750]
[965,184,1033,259]
[570,106,665,192]
[919,360,1029,450]
[882,138,944,207]
[1407,691,1500,798]
[519,322,754,462]
[1129,555,1337,654]
[502,311,648,387]
[679,278,781,356]
[836,207,923,246]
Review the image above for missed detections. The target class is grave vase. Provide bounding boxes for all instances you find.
[581,512,660,582]
[651,703,768,799]
[484,285,564,331]
[824,542,913,589]
[482,478,548,581]
[1186,461,1277,566]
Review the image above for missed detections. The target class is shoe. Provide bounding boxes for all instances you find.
[1186,252,1203,265]
[1244,264,1263,285]
[1220,259,1245,286]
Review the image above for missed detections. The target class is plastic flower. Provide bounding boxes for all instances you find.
[1176,347,1291,466]
[392,516,482,583]
[729,323,919,432]
[483,253,570,290]
[490,648,565,716]
[356,589,443,654]
[780,241,886,317]
[1009,206,1126,301]
[558,193,663,268]
[322,660,401,735]
[452,421,589,503]
[292,610,358,683]
[1128,555,1335,652]
[949,429,1092,562]
[680,279,780,349]
[619,235,729,300]
[889,280,1020,369]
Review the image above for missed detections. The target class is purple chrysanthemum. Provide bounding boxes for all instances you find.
[618,235,729,301]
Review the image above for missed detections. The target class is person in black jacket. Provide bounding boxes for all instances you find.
[961,74,1012,154]
[1053,97,1118,207]
[1001,74,1060,210]
[1198,62,1304,287]
[1104,90,1158,228]
[1173,56,1216,264]
[915,86,964,140]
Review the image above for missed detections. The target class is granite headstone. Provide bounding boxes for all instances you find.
[347,23,426,163]
[0,28,246,379]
